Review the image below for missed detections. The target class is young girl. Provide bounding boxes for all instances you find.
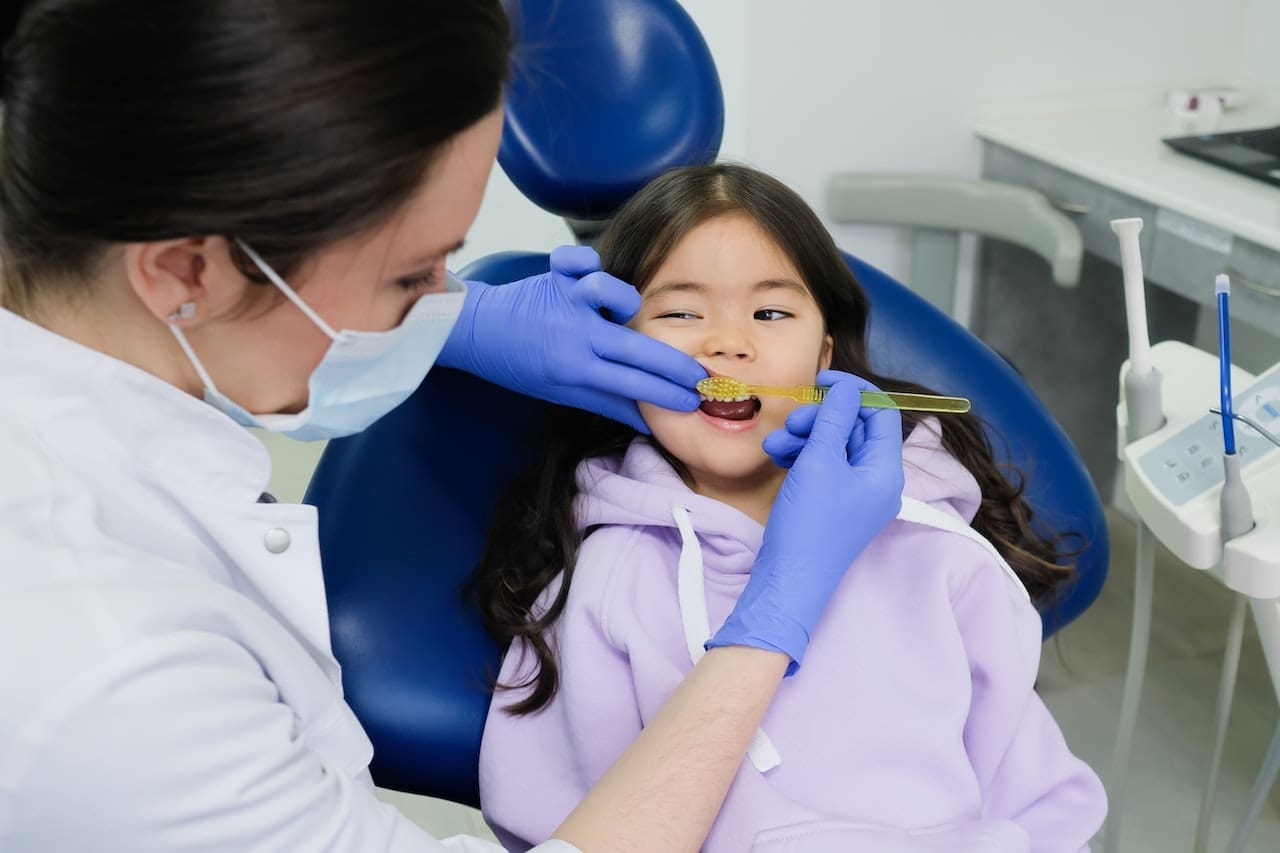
[471,164,1106,852]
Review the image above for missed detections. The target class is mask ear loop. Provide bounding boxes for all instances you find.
[234,238,340,341]
[168,321,222,394]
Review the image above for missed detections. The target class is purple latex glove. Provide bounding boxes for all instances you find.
[438,245,704,433]
[708,371,905,673]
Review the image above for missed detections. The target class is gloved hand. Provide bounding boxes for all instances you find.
[707,370,905,673]
[438,245,704,433]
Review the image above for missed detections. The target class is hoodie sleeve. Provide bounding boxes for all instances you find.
[953,556,1107,853]
[478,529,648,851]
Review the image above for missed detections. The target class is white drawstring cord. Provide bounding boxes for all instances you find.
[672,505,781,774]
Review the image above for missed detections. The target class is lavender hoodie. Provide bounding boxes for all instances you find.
[479,421,1106,852]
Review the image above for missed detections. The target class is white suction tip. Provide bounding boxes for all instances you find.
[1215,273,1230,295]
[1110,218,1144,236]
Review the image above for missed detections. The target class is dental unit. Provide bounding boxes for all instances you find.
[1106,218,1280,853]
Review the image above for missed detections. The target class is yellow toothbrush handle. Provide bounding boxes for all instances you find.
[748,384,970,413]
[859,390,970,413]
[745,384,825,403]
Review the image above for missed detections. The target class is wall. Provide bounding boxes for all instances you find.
[457,0,1269,284]
[741,0,1255,277]
[1237,0,1280,89]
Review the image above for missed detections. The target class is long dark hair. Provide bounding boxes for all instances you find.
[471,163,1079,715]
[0,0,510,315]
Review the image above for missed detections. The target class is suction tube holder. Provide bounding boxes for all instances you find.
[1110,218,1164,438]
[1105,217,1165,853]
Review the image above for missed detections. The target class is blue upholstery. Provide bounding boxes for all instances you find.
[303,0,1106,806]
[306,364,535,805]
[847,253,1108,634]
[499,0,723,218]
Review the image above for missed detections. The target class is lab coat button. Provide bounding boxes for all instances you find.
[264,528,291,553]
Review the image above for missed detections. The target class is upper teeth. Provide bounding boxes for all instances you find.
[700,393,753,403]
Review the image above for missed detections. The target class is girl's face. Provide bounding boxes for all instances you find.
[632,213,832,500]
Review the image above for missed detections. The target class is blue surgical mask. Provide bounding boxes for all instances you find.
[168,239,465,441]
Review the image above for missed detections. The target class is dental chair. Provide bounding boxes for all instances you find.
[303,0,1109,807]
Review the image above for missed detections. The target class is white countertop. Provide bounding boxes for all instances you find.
[974,89,1280,253]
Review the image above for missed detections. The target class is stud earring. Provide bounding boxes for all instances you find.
[167,301,197,323]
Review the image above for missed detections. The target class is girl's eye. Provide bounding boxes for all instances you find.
[755,308,793,321]
[657,310,699,320]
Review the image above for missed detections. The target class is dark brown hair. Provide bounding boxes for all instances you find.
[0,0,510,315]
[470,163,1078,714]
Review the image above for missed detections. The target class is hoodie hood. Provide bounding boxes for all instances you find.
[573,416,982,544]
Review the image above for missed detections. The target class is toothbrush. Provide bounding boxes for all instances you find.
[696,376,971,414]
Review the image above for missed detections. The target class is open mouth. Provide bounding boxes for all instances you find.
[698,393,761,422]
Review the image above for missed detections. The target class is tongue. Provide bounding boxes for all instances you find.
[700,398,758,421]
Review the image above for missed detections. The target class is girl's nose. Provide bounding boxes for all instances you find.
[701,325,754,360]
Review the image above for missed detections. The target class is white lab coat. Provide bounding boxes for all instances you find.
[0,307,578,853]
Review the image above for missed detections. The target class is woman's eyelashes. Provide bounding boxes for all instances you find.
[395,264,443,293]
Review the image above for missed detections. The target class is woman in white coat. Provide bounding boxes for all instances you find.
[0,2,906,851]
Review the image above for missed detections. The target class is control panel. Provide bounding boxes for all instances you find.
[1120,341,1280,596]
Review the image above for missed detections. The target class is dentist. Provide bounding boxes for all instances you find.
[0,2,905,851]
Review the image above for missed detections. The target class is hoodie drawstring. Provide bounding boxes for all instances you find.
[672,505,782,774]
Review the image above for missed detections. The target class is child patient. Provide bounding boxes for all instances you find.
[470,164,1106,852]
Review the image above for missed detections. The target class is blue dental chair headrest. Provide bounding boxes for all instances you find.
[304,0,1107,808]
[499,0,723,218]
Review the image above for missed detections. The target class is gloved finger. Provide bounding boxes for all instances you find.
[803,371,870,456]
[846,416,867,459]
[567,387,652,434]
[762,429,806,468]
[782,403,821,438]
[816,369,880,391]
[592,324,707,390]
[549,244,603,278]
[582,358,701,413]
[850,402,903,466]
[575,270,642,323]
[813,369,893,460]
[762,404,820,467]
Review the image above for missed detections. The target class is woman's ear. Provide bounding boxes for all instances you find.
[819,334,834,371]
[124,237,250,325]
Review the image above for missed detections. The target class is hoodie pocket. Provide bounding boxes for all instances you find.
[752,817,1030,853]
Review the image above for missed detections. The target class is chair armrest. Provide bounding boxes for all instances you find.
[825,173,1083,286]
